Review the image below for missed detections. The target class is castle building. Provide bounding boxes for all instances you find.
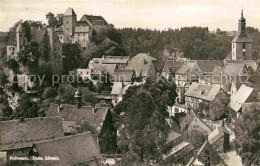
[231,10,253,60]
[6,23,63,74]
[52,7,113,49]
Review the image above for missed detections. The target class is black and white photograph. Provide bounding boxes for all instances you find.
[0,0,260,165]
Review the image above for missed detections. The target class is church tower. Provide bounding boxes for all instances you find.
[231,10,253,60]
[63,7,77,43]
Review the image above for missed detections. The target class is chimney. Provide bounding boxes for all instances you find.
[20,117,24,123]
[102,55,105,60]
[74,89,82,109]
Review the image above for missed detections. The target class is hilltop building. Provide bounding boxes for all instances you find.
[51,7,113,48]
[6,23,63,74]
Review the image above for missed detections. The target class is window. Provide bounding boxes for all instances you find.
[83,34,85,36]
[78,34,80,36]
[233,43,234,48]
[67,21,68,24]
[20,34,22,38]
[83,39,85,42]
[243,43,246,49]
[78,39,79,42]
[67,28,69,30]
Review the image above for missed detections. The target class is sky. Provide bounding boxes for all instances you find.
[0,0,260,32]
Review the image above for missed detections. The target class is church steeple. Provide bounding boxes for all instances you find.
[231,10,253,60]
[238,10,246,34]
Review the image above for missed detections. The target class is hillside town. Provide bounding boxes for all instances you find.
[0,6,259,166]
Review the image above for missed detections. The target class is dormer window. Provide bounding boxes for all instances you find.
[201,90,206,95]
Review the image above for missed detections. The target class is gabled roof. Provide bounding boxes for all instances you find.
[167,129,182,143]
[46,103,94,122]
[76,21,89,26]
[162,59,184,75]
[222,63,249,76]
[46,103,110,132]
[111,82,123,95]
[208,126,230,144]
[125,53,156,77]
[30,27,47,43]
[0,117,64,151]
[102,56,129,64]
[7,23,21,45]
[75,26,89,33]
[92,64,117,75]
[229,84,254,112]
[81,14,108,25]
[232,31,252,43]
[33,132,102,166]
[184,82,220,101]
[195,141,223,165]
[197,60,223,73]
[64,7,76,16]
[225,60,258,72]
[180,110,212,133]
[112,69,134,82]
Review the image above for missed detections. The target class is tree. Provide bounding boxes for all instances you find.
[62,43,82,72]
[208,94,229,121]
[234,104,260,166]
[114,78,177,164]
[14,93,40,118]
[47,13,63,28]
[187,130,207,149]
[5,59,19,72]
[18,41,40,72]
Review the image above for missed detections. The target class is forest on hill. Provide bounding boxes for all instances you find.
[117,27,260,71]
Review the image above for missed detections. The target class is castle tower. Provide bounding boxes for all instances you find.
[231,10,253,60]
[74,89,82,109]
[16,23,26,53]
[63,7,77,43]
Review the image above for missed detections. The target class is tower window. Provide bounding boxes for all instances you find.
[243,43,246,49]
[67,21,68,24]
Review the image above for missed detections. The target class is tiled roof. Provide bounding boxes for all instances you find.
[112,69,134,82]
[0,117,64,151]
[125,53,156,77]
[30,27,47,43]
[64,7,76,16]
[229,84,254,112]
[111,82,123,95]
[33,132,102,166]
[225,60,258,72]
[184,82,220,101]
[232,32,252,43]
[75,26,89,33]
[208,126,230,144]
[162,59,184,76]
[46,103,110,132]
[7,23,20,45]
[197,60,223,73]
[82,15,108,25]
[92,64,117,75]
[180,110,212,132]
[222,63,248,76]
[102,56,129,64]
[167,129,182,143]
[76,21,89,26]
[196,141,223,165]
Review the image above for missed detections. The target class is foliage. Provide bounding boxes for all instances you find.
[5,59,19,71]
[22,20,43,42]
[62,43,82,72]
[114,78,177,164]
[234,104,260,166]
[14,93,40,118]
[18,41,40,71]
[47,13,63,28]
[208,94,229,121]
[187,130,207,149]
[118,27,232,71]
[75,121,97,136]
